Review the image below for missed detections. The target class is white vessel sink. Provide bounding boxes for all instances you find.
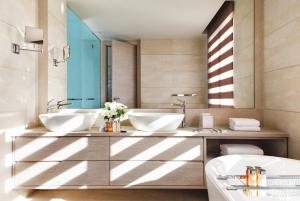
[59,109,104,127]
[39,113,97,132]
[128,112,184,132]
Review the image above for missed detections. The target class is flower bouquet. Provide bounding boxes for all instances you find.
[101,102,127,132]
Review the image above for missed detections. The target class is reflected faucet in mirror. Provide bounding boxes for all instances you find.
[113,97,120,102]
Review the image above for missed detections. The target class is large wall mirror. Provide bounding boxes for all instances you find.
[47,0,254,109]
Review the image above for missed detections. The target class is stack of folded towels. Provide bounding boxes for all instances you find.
[229,118,261,131]
[220,144,264,155]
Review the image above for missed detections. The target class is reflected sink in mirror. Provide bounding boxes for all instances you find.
[128,112,184,132]
[39,113,97,132]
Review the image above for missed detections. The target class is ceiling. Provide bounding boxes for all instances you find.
[67,0,225,40]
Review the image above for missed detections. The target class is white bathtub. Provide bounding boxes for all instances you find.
[206,155,300,201]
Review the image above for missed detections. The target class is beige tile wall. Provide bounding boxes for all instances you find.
[0,0,38,199]
[140,38,208,109]
[47,0,67,101]
[263,0,300,159]
[38,0,49,115]
[233,0,255,108]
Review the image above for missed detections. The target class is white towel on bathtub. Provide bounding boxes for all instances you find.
[229,125,261,131]
[229,118,260,127]
[220,144,264,155]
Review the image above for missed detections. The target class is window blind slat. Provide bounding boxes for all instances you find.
[208,33,233,58]
[208,91,234,99]
[208,19,233,48]
[208,77,233,89]
[208,104,233,108]
[208,63,233,79]
[208,47,233,68]
[208,55,233,73]
[206,1,234,108]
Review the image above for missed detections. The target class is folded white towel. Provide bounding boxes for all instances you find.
[220,144,264,156]
[230,125,261,131]
[229,118,260,127]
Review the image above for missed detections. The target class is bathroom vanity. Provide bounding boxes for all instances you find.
[11,127,288,189]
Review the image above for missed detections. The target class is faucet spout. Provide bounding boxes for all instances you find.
[57,102,72,109]
[172,99,186,128]
[57,99,72,109]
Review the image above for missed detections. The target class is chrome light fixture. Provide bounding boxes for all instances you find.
[53,45,70,67]
[11,26,44,54]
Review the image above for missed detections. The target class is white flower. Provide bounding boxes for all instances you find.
[111,109,117,116]
[104,102,110,108]
[109,102,117,111]
[102,101,128,121]
[101,109,111,117]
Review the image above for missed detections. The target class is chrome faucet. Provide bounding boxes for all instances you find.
[47,99,56,113]
[57,99,72,109]
[172,98,186,128]
[46,99,72,113]
[113,97,120,102]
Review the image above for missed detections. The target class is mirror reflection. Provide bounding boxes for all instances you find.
[47,0,254,109]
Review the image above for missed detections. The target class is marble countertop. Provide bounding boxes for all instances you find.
[10,126,288,138]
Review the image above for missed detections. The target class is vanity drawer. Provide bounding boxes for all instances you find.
[14,137,109,161]
[110,161,204,186]
[110,137,203,161]
[14,161,109,187]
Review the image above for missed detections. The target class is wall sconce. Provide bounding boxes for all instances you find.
[53,46,70,67]
[11,26,44,54]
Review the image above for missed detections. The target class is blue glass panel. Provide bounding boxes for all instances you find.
[67,8,101,108]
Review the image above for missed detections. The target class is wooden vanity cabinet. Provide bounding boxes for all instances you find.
[109,137,204,187]
[14,137,109,161]
[12,135,205,189]
[12,128,288,189]
[110,161,204,186]
[14,161,109,187]
[13,137,110,188]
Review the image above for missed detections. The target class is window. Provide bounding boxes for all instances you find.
[206,1,234,108]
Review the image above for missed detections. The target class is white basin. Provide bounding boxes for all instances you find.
[128,112,184,132]
[59,109,104,127]
[39,113,97,132]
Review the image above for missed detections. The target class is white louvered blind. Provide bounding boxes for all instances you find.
[206,2,234,108]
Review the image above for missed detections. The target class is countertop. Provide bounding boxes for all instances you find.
[10,126,288,138]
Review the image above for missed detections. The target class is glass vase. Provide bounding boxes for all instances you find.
[113,119,121,132]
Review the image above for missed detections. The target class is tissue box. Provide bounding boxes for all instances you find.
[201,113,214,128]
